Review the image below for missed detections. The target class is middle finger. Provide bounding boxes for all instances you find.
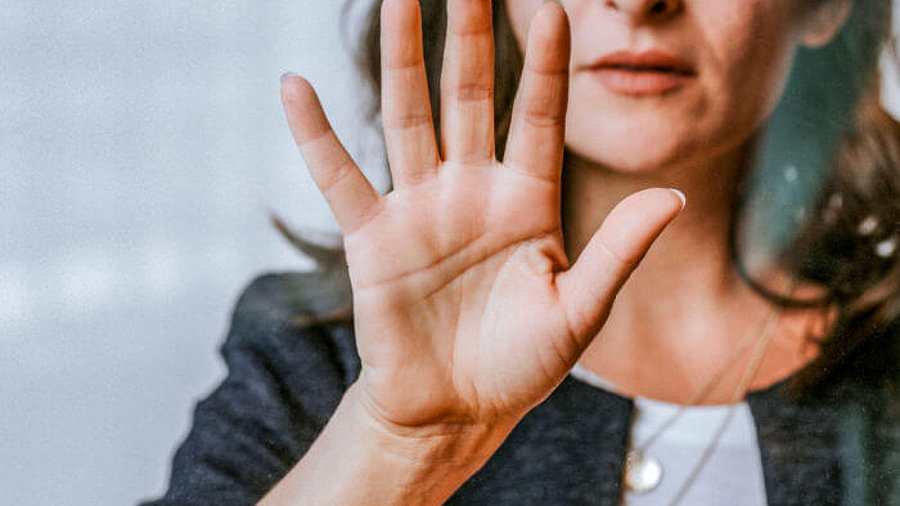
[440,0,495,165]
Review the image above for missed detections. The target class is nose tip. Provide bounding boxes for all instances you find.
[603,0,682,22]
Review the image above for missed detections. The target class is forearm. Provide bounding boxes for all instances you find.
[258,381,515,506]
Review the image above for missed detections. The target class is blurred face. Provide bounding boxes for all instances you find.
[504,0,849,173]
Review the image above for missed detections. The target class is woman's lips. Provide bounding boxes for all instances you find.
[583,50,696,96]
[590,68,695,96]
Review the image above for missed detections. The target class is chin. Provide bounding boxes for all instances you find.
[563,85,721,173]
[564,119,703,175]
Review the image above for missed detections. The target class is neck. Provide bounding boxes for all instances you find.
[562,143,752,308]
[562,144,821,404]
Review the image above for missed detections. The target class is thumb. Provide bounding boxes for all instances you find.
[556,187,685,343]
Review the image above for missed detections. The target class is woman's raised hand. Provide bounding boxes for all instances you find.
[280,0,683,436]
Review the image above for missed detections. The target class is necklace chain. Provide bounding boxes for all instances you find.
[662,302,784,505]
[625,278,796,505]
[632,299,784,452]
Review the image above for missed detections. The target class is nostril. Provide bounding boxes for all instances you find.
[604,0,682,20]
[649,1,667,14]
[649,0,680,17]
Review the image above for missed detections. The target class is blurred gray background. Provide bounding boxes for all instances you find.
[0,1,897,505]
[1,0,387,504]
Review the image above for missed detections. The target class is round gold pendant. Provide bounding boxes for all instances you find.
[624,449,663,494]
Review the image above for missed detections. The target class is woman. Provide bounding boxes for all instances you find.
[143,0,900,504]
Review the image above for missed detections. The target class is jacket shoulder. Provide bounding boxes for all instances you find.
[223,268,359,389]
[138,270,358,505]
[230,268,353,332]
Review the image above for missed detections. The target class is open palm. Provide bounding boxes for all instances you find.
[280,0,683,433]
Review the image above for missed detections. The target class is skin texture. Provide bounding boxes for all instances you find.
[262,0,853,504]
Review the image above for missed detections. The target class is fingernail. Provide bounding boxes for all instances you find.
[280,71,299,84]
[668,188,686,211]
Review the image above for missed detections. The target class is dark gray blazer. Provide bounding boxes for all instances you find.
[140,271,900,505]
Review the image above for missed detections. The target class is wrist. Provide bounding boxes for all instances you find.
[344,381,517,504]
[262,379,518,506]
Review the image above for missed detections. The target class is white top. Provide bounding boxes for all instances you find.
[569,363,768,505]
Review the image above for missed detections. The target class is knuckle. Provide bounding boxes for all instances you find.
[523,107,564,129]
[319,158,357,194]
[385,112,433,131]
[525,61,568,78]
[451,83,494,102]
[298,125,331,148]
[596,234,636,272]
[383,58,423,72]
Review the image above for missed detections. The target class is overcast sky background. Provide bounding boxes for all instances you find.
[1,1,898,505]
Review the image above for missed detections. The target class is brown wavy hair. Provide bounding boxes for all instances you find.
[278,0,900,394]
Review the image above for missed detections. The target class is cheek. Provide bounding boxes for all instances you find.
[702,3,799,142]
